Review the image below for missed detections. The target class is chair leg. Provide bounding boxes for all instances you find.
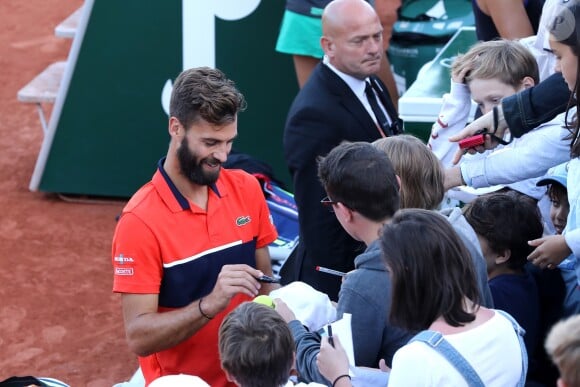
[35,103,48,133]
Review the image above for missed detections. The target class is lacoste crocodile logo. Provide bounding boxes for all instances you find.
[236,216,251,226]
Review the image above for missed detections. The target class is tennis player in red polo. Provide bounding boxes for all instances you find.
[112,67,278,386]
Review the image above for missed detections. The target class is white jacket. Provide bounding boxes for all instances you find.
[429,81,570,201]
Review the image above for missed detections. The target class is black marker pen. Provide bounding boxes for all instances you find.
[328,324,334,348]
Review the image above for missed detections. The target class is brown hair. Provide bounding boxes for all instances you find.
[373,135,444,210]
[169,67,246,129]
[380,209,480,331]
[219,302,294,387]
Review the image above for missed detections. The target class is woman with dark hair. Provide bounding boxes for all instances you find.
[316,209,527,386]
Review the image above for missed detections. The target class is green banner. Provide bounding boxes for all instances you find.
[32,0,296,197]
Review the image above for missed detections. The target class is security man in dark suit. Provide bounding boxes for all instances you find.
[282,0,403,300]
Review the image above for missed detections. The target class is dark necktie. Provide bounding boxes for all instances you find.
[365,80,392,137]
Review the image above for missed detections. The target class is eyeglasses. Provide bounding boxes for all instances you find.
[320,196,339,212]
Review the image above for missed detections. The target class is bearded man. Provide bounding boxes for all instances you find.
[111,67,278,387]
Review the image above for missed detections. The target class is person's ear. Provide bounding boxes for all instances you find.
[335,202,354,222]
[495,249,511,265]
[521,76,535,89]
[223,370,239,386]
[395,175,402,192]
[320,36,334,57]
[169,116,183,137]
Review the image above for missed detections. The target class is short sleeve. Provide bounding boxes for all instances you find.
[388,344,433,386]
[112,212,163,294]
[248,176,278,249]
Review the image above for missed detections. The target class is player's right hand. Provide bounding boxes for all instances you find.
[205,264,263,313]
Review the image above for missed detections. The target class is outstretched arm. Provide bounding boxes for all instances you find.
[274,298,329,384]
[449,105,508,164]
[450,72,571,163]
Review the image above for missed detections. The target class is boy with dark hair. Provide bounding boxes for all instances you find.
[536,163,577,309]
[463,190,566,385]
[537,162,570,237]
[275,142,411,384]
[463,190,543,354]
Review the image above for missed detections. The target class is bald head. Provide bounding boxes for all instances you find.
[320,0,383,79]
[322,0,378,36]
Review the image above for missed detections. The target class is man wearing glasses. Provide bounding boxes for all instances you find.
[275,142,411,384]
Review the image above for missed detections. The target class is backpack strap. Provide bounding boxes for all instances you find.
[410,330,485,387]
[495,310,528,387]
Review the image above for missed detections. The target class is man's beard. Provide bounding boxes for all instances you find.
[177,137,221,186]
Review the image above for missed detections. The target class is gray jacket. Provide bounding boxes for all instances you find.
[289,240,412,385]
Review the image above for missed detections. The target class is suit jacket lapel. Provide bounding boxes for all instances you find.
[318,64,382,140]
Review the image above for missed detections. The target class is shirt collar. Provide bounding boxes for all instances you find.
[323,56,367,101]
[155,157,221,211]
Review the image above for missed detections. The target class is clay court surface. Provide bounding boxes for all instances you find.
[0,1,137,384]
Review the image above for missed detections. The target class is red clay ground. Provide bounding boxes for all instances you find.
[0,1,137,385]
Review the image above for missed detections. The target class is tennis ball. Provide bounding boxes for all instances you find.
[253,295,275,308]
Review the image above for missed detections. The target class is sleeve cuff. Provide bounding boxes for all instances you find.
[564,229,580,258]
[460,161,490,188]
[460,164,471,187]
[449,81,471,99]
